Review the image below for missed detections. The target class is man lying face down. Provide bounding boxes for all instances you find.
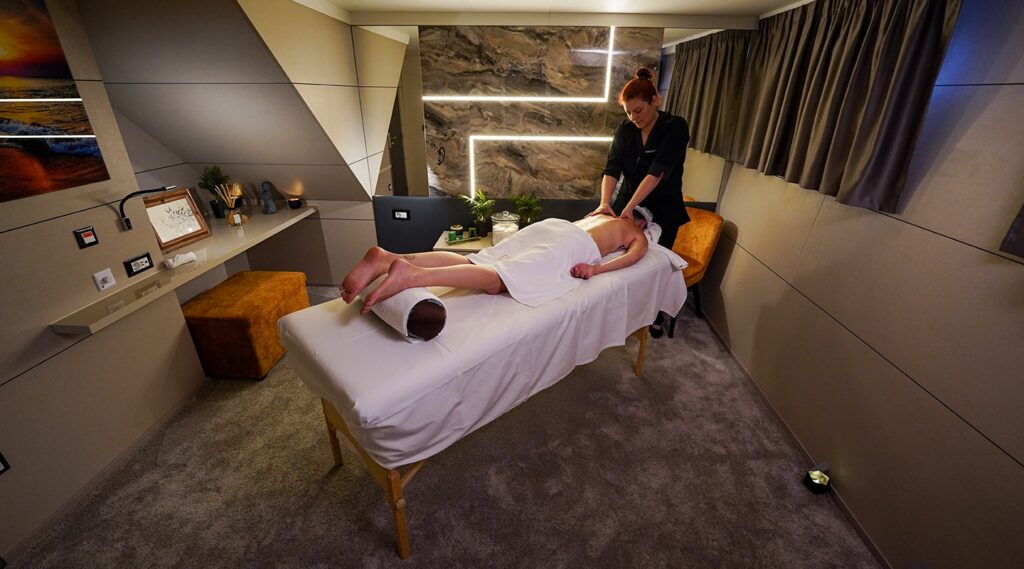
[341,212,650,313]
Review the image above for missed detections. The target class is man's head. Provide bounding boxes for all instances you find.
[632,206,652,229]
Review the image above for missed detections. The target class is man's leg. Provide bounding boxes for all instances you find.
[362,258,505,313]
[341,247,471,302]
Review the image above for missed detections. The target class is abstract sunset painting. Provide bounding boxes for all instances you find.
[0,0,109,203]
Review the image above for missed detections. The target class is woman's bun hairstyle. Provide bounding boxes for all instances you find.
[634,67,653,81]
[619,67,659,104]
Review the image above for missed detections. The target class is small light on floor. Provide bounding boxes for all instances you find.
[803,463,831,494]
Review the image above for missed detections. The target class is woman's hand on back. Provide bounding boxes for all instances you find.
[587,203,615,218]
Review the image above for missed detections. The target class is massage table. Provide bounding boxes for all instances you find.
[278,245,687,558]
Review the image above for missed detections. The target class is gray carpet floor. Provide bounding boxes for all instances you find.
[13,288,881,568]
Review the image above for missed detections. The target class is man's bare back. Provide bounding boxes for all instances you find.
[573,214,646,256]
[568,214,648,280]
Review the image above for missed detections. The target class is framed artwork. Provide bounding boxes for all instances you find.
[143,188,211,253]
[0,0,110,203]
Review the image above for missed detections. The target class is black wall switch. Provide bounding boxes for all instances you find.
[74,226,99,248]
[124,252,154,277]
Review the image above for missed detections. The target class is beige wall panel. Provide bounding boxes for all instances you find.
[321,218,379,284]
[47,0,101,80]
[113,110,187,174]
[348,158,374,197]
[353,27,407,87]
[294,85,368,165]
[359,87,399,158]
[935,0,1024,85]
[682,148,726,202]
[246,220,334,284]
[134,164,202,197]
[704,237,1024,568]
[718,165,825,282]
[0,294,204,556]
[245,217,376,285]
[187,163,368,203]
[399,52,430,196]
[898,85,1024,255]
[0,81,139,233]
[106,84,343,166]
[238,0,358,86]
[0,193,164,385]
[793,198,1024,461]
[308,200,375,220]
[699,236,791,377]
[368,151,386,194]
[174,253,249,305]
[292,0,351,23]
[77,0,288,83]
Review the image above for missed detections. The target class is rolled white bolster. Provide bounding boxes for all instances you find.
[369,287,446,342]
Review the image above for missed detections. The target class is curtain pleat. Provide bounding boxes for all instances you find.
[666,30,750,157]
[729,0,962,212]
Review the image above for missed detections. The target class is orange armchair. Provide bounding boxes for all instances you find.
[667,204,724,337]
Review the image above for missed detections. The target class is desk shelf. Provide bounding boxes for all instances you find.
[50,206,316,336]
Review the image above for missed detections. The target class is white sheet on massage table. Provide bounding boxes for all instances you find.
[279,246,687,469]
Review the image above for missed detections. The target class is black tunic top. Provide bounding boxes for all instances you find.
[602,111,690,247]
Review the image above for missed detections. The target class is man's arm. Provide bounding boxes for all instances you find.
[570,231,648,279]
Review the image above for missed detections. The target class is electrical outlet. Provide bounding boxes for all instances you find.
[93,268,116,291]
[124,252,153,277]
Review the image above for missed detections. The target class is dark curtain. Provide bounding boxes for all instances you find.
[665,30,751,157]
[730,0,962,212]
[1001,203,1024,258]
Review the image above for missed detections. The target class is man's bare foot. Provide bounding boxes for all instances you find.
[340,247,393,303]
[362,259,419,313]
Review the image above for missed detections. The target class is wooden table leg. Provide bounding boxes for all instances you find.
[633,326,648,377]
[388,470,412,559]
[322,400,344,466]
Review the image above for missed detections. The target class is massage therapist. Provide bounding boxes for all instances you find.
[589,67,690,250]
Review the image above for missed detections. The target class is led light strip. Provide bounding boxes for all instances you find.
[468,134,612,198]
[0,135,96,138]
[424,27,616,103]
[0,98,83,103]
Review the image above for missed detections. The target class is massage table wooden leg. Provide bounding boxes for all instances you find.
[323,401,344,466]
[633,326,648,377]
[321,398,420,559]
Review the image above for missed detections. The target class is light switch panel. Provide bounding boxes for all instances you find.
[92,268,116,291]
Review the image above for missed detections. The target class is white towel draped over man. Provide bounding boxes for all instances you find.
[340,212,651,313]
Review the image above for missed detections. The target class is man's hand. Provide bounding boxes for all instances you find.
[571,263,597,279]
[586,203,614,218]
[618,206,635,221]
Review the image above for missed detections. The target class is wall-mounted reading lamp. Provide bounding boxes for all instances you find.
[118,185,176,230]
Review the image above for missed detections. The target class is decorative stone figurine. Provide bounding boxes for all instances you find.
[260,181,278,214]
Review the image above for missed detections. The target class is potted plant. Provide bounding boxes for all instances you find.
[198,165,231,218]
[511,192,542,226]
[459,190,496,236]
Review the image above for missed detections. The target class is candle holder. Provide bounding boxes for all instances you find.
[287,197,303,209]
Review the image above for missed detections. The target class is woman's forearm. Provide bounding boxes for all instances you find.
[600,175,618,207]
[623,173,663,211]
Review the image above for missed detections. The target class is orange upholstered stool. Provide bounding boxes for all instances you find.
[182,271,309,379]
[668,206,724,336]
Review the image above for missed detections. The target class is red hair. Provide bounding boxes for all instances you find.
[618,67,658,105]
